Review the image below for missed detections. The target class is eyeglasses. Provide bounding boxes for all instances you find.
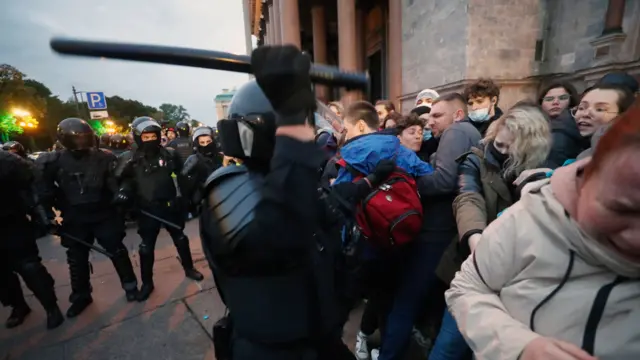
[570,105,619,117]
[542,94,571,102]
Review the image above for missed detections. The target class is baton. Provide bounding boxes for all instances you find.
[139,209,183,230]
[56,230,114,258]
[50,38,369,91]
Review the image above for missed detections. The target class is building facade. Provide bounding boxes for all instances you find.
[246,0,640,111]
[214,88,236,124]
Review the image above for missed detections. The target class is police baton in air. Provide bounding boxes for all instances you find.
[49,38,369,91]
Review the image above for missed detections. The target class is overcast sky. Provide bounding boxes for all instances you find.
[1,0,253,126]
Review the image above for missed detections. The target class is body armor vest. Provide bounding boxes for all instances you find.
[131,149,178,203]
[201,165,339,344]
[168,137,193,165]
[56,150,109,206]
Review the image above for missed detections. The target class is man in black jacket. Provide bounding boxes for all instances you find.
[115,117,204,301]
[0,151,64,330]
[199,46,393,360]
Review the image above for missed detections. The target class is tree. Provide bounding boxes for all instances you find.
[24,79,52,98]
[0,64,47,120]
[104,95,158,127]
[0,65,47,140]
[159,103,190,126]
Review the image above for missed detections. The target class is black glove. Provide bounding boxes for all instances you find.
[251,45,316,126]
[366,159,396,188]
[113,191,129,205]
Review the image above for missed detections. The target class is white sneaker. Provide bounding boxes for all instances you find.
[370,348,379,360]
[355,331,370,360]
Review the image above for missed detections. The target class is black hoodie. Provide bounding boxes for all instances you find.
[544,109,590,169]
[469,107,504,137]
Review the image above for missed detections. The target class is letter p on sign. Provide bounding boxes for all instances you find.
[86,92,107,110]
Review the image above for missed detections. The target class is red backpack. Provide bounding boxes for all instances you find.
[336,159,423,248]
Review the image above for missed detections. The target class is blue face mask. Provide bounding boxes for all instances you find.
[423,130,432,141]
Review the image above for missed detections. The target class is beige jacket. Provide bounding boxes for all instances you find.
[445,159,640,360]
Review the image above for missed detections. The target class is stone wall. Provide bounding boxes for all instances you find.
[401,0,469,106]
[399,0,640,112]
[541,0,640,75]
[466,0,540,79]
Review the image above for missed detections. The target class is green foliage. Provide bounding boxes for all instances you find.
[0,64,47,120]
[0,112,24,136]
[105,95,158,127]
[0,64,191,148]
[159,103,190,123]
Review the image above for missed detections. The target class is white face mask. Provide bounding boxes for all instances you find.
[468,107,491,122]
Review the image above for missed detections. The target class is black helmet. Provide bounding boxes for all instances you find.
[2,141,26,157]
[110,134,128,149]
[217,80,276,162]
[100,133,111,147]
[132,116,161,146]
[176,121,190,137]
[57,118,96,151]
[130,116,150,131]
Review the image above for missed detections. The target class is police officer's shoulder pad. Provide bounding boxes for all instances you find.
[204,165,248,190]
[36,151,60,164]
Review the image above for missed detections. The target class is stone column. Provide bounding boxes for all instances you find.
[338,0,359,104]
[268,4,274,44]
[603,0,626,35]
[355,8,365,72]
[281,0,301,48]
[312,5,329,102]
[242,0,253,55]
[388,0,402,108]
[273,0,282,44]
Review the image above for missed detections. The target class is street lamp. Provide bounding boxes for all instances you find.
[12,108,31,117]
[12,108,38,129]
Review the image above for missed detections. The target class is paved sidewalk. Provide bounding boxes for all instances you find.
[0,219,427,360]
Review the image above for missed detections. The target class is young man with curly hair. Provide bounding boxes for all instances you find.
[463,78,504,136]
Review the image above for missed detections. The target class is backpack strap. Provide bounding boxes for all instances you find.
[335,158,363,179]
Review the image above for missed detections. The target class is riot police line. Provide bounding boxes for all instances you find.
[0,114,223,329]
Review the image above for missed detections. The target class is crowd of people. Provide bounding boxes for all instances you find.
[1,43,639,360]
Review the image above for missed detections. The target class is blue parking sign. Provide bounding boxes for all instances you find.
[86,92,107,110]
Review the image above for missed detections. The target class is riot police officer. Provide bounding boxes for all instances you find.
[36,118,139,317]
[2,141,27,158]
[99,133,111,150]
[109,134,129,156]
[199,46,361,360]
[0,151,64,329]
[115,117,204,302]
[166,121,193,165]
[181,126,222,211]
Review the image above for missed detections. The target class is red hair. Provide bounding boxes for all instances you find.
[584,98,640,179]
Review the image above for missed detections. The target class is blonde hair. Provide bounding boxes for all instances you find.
[483,103,551,177]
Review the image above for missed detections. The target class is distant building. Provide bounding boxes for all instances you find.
[214,88,236,123]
